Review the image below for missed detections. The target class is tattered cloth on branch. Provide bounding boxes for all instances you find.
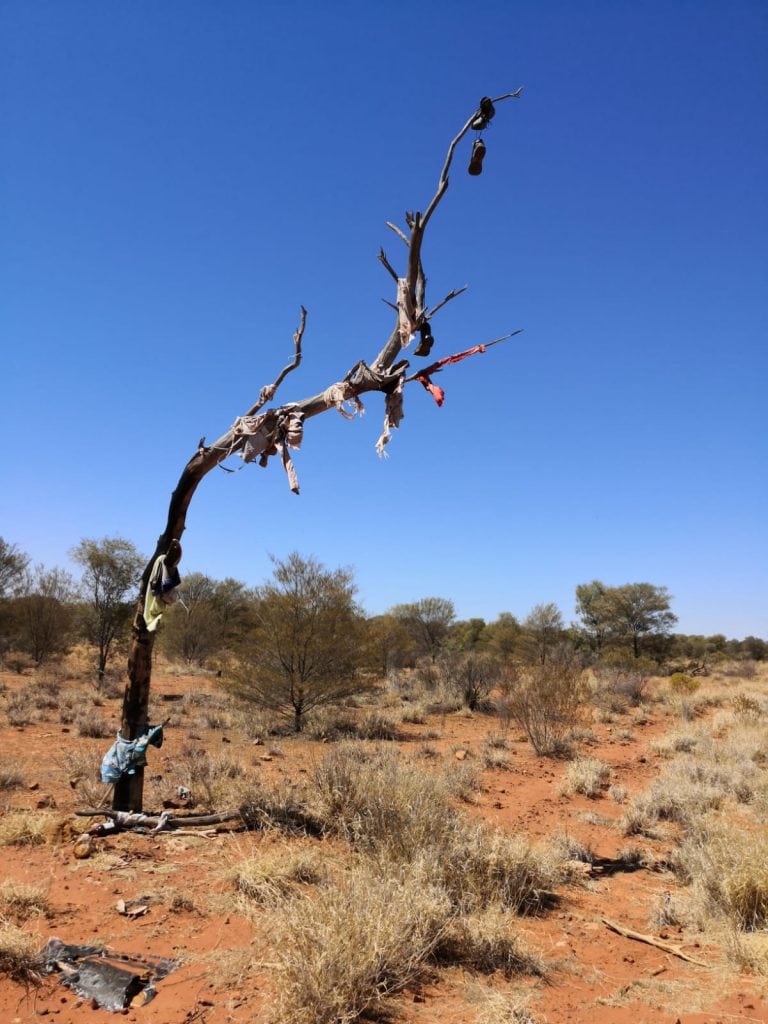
[234,406,305,493]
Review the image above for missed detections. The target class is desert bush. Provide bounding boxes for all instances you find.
[3,651,34,675]
[30,676,62,710]
[266,860,451,1024]
[668,672,700,694]
[399,702,429,724]
[440,652,501,711]
[733,693,763,721]
[0,920,43,987]
[75,709,112,738]
[592,663,649,713]
[505,662,588,756]
[356,710,400,740]
[559,757,610,799]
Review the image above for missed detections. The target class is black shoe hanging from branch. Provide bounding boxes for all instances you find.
[414,321,435,358]
[468,138,486,176]
[470,96,496,132]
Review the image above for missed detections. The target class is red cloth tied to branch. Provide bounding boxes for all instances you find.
[413,343,487,406]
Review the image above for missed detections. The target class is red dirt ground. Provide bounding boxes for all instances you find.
[1,665,766,1024]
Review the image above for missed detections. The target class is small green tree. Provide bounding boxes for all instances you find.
[228,553,364,732]
[613,583,677,659]
[0,538,29,598]
[161,572,249,667]
[72,537,145,686]
[574,580,615,654]
[521,602,564,665]
[440,651,500,710]
[14,566,75,664]
[390,597,456,663]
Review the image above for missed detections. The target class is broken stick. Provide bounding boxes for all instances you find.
[601,917,709,967]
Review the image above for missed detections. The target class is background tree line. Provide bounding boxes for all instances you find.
[1,536,764,712]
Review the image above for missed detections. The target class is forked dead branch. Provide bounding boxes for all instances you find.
[114,92,523,812]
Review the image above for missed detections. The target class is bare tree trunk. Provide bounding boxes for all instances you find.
[113,92,523,811]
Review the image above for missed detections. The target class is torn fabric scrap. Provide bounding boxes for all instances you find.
[233,413,272,464]
[144,555,181,632]
[323,381,365,420]
[416,375,445,406]
[375,375,405,457]
[408,343,488,409]
[276,408,304,493]
[100,725,164,784]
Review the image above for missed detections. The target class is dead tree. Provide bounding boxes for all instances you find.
[114,92,523,812]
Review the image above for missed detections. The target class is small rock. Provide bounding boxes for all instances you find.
[29,782,40,791]
[73,836,94,860]
[454,749,467,761]
[260,755,273,762]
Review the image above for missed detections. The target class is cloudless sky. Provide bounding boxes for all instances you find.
[2,0,766,637]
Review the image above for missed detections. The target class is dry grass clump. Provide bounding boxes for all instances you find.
[0,810,55,847]
[434,906,546,977]
[238,778,320,834]
[61,748,108,806]
[313,743,455,857]
[6,691,38,727]
[559,756,610,798]
[313,745,563,914]
[230,844,326,905]
[266,860,451,1024]
[650,728,701,757]
[0,760,24,790]
[0,920,43,987]
[470,985,540,1024]
[440,825,563,914]
[677,825,768,931]
[621,798,661,838]
[642,768,724,825]
[179,748,246,809]
[0,882,51,922]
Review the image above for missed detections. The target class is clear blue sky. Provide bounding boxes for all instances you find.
[2,1,766,638]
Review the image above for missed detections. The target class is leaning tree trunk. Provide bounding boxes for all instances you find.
[113,91,523,811]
